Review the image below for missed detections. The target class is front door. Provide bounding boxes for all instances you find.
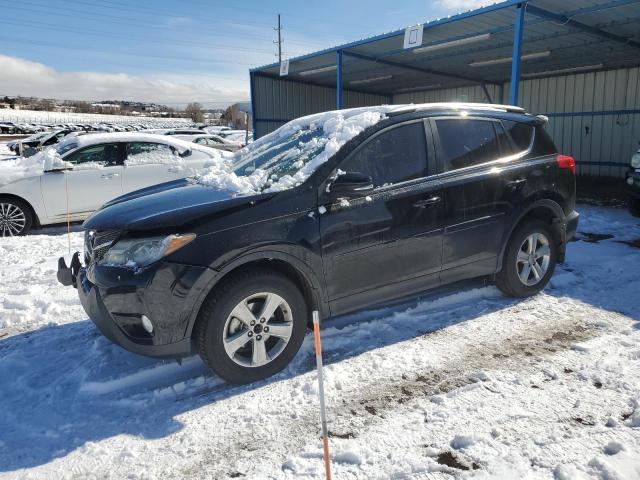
[40,142,124,221]
[319,120,444,315]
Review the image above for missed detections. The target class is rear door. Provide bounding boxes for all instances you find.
[431,117,532,281]
[319,120,444,314]
[40,143,124,220]
[122,142,185,193]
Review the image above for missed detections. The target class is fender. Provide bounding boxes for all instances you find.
[181,246,329,339]
[496,198,566,272]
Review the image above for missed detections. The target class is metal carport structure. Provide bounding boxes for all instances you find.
[249,0,640,177]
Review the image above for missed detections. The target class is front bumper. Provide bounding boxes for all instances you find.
[625,168,640,199]
[58,255,213,359]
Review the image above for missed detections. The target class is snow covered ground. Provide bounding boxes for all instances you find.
[0,205,639,479]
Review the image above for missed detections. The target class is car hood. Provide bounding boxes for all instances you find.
[84,178,271,231]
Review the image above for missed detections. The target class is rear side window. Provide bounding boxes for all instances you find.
[501,120,534,153]
[435,119,500,171]
[531,126,557,157]
[340,122,427,187]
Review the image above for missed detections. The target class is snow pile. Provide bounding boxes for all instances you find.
[124,150,184,166]
[0,148,71,186]
[197,106,396,194]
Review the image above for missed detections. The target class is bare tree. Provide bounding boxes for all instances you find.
[184,102,204,123]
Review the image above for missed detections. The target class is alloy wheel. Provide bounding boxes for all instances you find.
[0,203,26,237]
[222,292,294,368]
[516,232,551,286]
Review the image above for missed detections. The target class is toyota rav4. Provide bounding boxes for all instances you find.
[58,103,579,384]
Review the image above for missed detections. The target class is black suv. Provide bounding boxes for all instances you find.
[58,104,579,384]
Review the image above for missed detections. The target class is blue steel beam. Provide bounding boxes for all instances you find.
[526,3,640,50]
[508,3,525,105]
[336,50,343,109]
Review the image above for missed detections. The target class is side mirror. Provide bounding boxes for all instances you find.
[45,161,74,172]
[179,148,192,157]
[327,171,373,200]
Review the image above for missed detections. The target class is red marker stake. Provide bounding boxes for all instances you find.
[313,311,332,480]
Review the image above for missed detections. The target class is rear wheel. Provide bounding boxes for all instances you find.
[0,198,33,237]
[195,269,308,384]
[496,220,557,297]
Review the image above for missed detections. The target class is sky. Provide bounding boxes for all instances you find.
[0,0,490,108]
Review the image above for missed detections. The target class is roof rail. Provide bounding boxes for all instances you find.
[387,102,526,116]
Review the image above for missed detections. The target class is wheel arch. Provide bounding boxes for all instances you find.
[0,193,40,229]
[497,199,566,272]
[185,249,328,340]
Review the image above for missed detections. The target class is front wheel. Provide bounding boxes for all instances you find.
[195,269,308,384]
[496,220,558,297]
[0,198,33,237]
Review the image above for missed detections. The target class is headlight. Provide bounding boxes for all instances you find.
[631,152,640,169]
[101,234,196,269]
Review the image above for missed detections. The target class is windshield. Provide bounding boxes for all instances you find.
[232,124,326,184]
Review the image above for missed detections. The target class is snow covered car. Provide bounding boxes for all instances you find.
[173,134,243,153]
[0,133,227,236]
[58,103,579,384]
[625,141,640,217]
[8,129,73,155]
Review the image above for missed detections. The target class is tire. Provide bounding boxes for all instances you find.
[496,220,558,297]
[0,197,33,237]
[628,197,640,218]
[195,269,308,384]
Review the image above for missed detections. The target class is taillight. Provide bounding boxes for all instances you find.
[557,154,576,174]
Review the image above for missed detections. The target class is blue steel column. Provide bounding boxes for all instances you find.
[509,3,525,105]
[336,50,343,109]
[249,71,257,138]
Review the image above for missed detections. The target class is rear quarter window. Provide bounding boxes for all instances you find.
[501,120,534,153]
[531,125,557,157]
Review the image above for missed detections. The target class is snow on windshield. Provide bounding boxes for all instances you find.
[0,148,71,186]
[196,106,395,195]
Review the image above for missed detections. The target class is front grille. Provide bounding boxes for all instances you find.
[85,229,121,264]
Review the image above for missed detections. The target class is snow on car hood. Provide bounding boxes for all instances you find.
[196,106,397,195]
[0,148,71,186]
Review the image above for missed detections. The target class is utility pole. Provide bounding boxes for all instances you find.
[274,13,283,63]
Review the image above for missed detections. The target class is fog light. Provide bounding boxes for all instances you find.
[141,315,154,333]
[627,177,634,186]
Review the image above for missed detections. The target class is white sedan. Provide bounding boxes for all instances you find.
[0,133,227,236]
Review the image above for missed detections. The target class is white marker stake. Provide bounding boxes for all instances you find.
[312,311,332,480]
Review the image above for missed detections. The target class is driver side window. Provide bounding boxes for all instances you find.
[339,122,428,188]
[64,143,120,166]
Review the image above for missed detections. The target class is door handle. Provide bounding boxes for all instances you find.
[506,178,526,189]
[100,173,119,179]
[167,167,182,173]
[413,196,441,208]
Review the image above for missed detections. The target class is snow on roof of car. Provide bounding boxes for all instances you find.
[197,102,522,195]
[56,132,206,154]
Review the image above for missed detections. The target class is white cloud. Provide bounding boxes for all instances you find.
[435,0,493,12]
[0,55,248,106]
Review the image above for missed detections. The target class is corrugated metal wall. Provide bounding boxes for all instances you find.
[392,67,640,178]
[253,74,388,138]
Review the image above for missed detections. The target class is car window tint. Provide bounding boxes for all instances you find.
[435,119,500,171]
[502,120,534,153]
[126,142,175,164]
[531,126,557,157]
[194,138,207,144]
[340,122,427,188]
[65,143,119,165]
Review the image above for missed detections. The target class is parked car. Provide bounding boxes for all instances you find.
[625,141,640,217]
[164,129,208,136]
[173,134,243,152]
[8,129,73,155]
[57,103,578,384]
[0,133,224,235]
[0,122,18,134]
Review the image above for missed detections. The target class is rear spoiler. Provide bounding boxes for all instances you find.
[536,114,549,124]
